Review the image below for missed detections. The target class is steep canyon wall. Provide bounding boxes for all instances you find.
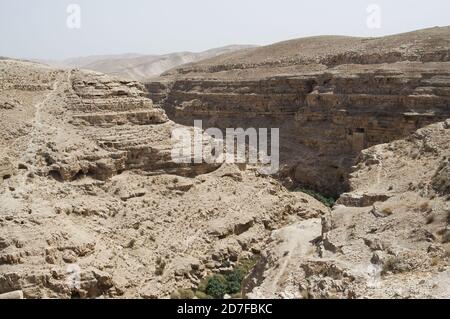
[146,65,450,196]
[146,28,450,196]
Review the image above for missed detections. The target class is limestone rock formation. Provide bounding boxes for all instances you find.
[248,121,449,299]
[1,26,449,299]
[0,59,328,298]
[146,26,450,196]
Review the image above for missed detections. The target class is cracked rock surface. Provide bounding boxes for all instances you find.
[0,59,327,298]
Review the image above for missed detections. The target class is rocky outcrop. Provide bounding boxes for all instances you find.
[34,69,222,182]
[146,27,450,196]
[0,59,330,299]
[248,120,449,299]
[0,157,13,181]
[1,27,449,300]
[68,70,168,125]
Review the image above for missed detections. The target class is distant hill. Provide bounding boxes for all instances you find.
[161,26,450,79]
[41,45,257,80]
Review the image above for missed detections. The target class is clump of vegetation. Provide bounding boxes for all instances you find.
[226,267,248,294]
[295,187,336,208]
[171,288,195,299]
[195,291,213,299]
[205,274,228,299]
[196,257,258,299]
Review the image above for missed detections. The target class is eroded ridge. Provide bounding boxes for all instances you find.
[0,59,329,299]
[147,27,450,196]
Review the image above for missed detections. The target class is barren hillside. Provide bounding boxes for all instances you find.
[0,59,327,298]
[163,26,450,77]
[147,26,450,196]
[44,45,257,81]
[0,26,449,299]
[250,121,449,298]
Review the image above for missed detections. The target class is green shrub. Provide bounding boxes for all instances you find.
[205,275,228,299]
[197,278,209,293]
[295,187,336,208]
[226,268,245,294]
[237,257,258,274]
[201,257,259,299]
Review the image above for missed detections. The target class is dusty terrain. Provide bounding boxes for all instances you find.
[147,26,450,196]
[0,59,327,298]
[42,45,256,81]
[250,120,449,299]
[0,27,449,299]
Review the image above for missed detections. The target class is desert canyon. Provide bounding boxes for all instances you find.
[0,26,449,299]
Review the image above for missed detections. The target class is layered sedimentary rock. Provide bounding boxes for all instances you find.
[68,71,168,126]
[0,59,328,298]
[146,27,450,196]
[249,120,449,299]
[1,27,449,300]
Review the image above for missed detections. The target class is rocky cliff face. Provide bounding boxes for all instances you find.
[146,27,450,196]
[1,27,449,300]
[249,120,449,299]
[0,59,328,299]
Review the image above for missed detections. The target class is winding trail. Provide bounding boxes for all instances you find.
[22,73,68,168]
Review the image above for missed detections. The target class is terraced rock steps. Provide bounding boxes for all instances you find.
[146,27,450,196]
[39,69,220,182]
[68,70,168,126]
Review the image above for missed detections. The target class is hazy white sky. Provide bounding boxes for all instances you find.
[0,0,449,60]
